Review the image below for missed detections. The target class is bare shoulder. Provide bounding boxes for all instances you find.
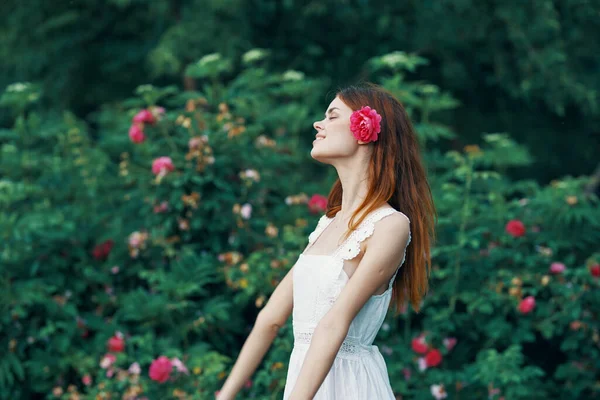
[365,208,410,245]
[365,206,410,270]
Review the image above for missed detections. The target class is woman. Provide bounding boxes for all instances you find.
[217,82,436,400]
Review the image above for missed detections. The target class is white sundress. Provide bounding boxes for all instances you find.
[282,207,412,400]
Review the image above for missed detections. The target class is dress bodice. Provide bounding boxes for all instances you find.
[291,207,411,357]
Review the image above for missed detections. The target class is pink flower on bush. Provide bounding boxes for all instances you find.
[149,356,173,383]
[505,219,526,237]
[549,262,566,274]
[92,239,114,261]
[411,334,428,354]
[350,106,382,143]
[107,332,125,352]
[171,357,189,374]
[128,231,148,249]
[152,156,175,176]
[153,201,169,213]
[307,194,328,214]
[424,348,442,367]
[100,353,116,369]
[590,263,600,278]
[443,337,457,351]
[129,123,145,143]
[128,362,141,375]
[518,296,536,314]
[133,109,156,125]
[82,374,92,386]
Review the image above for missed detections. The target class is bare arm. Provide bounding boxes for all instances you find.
[216,265,294,400]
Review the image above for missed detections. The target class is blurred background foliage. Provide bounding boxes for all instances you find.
[1,1,599,399]
[1,0,599,182]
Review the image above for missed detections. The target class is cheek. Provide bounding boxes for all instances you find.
[333,122,353,141]
[329,119,350,134]
[328,133,358,151]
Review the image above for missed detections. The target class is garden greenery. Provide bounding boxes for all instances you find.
[1,51,599,399]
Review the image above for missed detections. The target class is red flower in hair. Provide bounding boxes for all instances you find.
[349,106,382,143]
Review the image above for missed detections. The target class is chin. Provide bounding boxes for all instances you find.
[310,148,326,160]
[310,150,334,165]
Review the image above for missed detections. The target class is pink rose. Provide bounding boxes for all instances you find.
[518,296,536,314]
[152,157,175,175]
[411,335,428,354]
[424,349,442,367]
[149,356,172,383]
[307,194,328,214]
[129,123,145,143]
[133,109,156,124]
[349,106,382,143]
[549,262,566,274]
[82,374,92,386]
[505,219,526,237]
[107,333,125,352]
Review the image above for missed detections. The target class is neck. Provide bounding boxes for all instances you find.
[332,157,371,222]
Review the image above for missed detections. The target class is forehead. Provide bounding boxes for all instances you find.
[327,96,350,112]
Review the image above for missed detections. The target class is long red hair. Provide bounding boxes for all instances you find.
[325,82,436,315]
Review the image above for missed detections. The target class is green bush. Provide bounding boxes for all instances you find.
[1,51,599,400]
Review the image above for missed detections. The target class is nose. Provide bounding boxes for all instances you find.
[313,119,324,131]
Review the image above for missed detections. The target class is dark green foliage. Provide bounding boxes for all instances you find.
[2,0,598,182]
[2,51,599,399]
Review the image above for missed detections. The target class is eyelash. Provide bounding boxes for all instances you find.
[328,116,337,120]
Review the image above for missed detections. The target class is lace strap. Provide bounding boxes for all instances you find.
[306,213,333,249]
[333,207,410,262]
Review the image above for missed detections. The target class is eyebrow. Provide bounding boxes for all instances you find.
[325,107,339,117]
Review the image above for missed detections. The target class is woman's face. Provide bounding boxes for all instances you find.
[311,96,362,162]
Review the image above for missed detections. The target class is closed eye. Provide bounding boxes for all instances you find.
[328,116,337,120]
